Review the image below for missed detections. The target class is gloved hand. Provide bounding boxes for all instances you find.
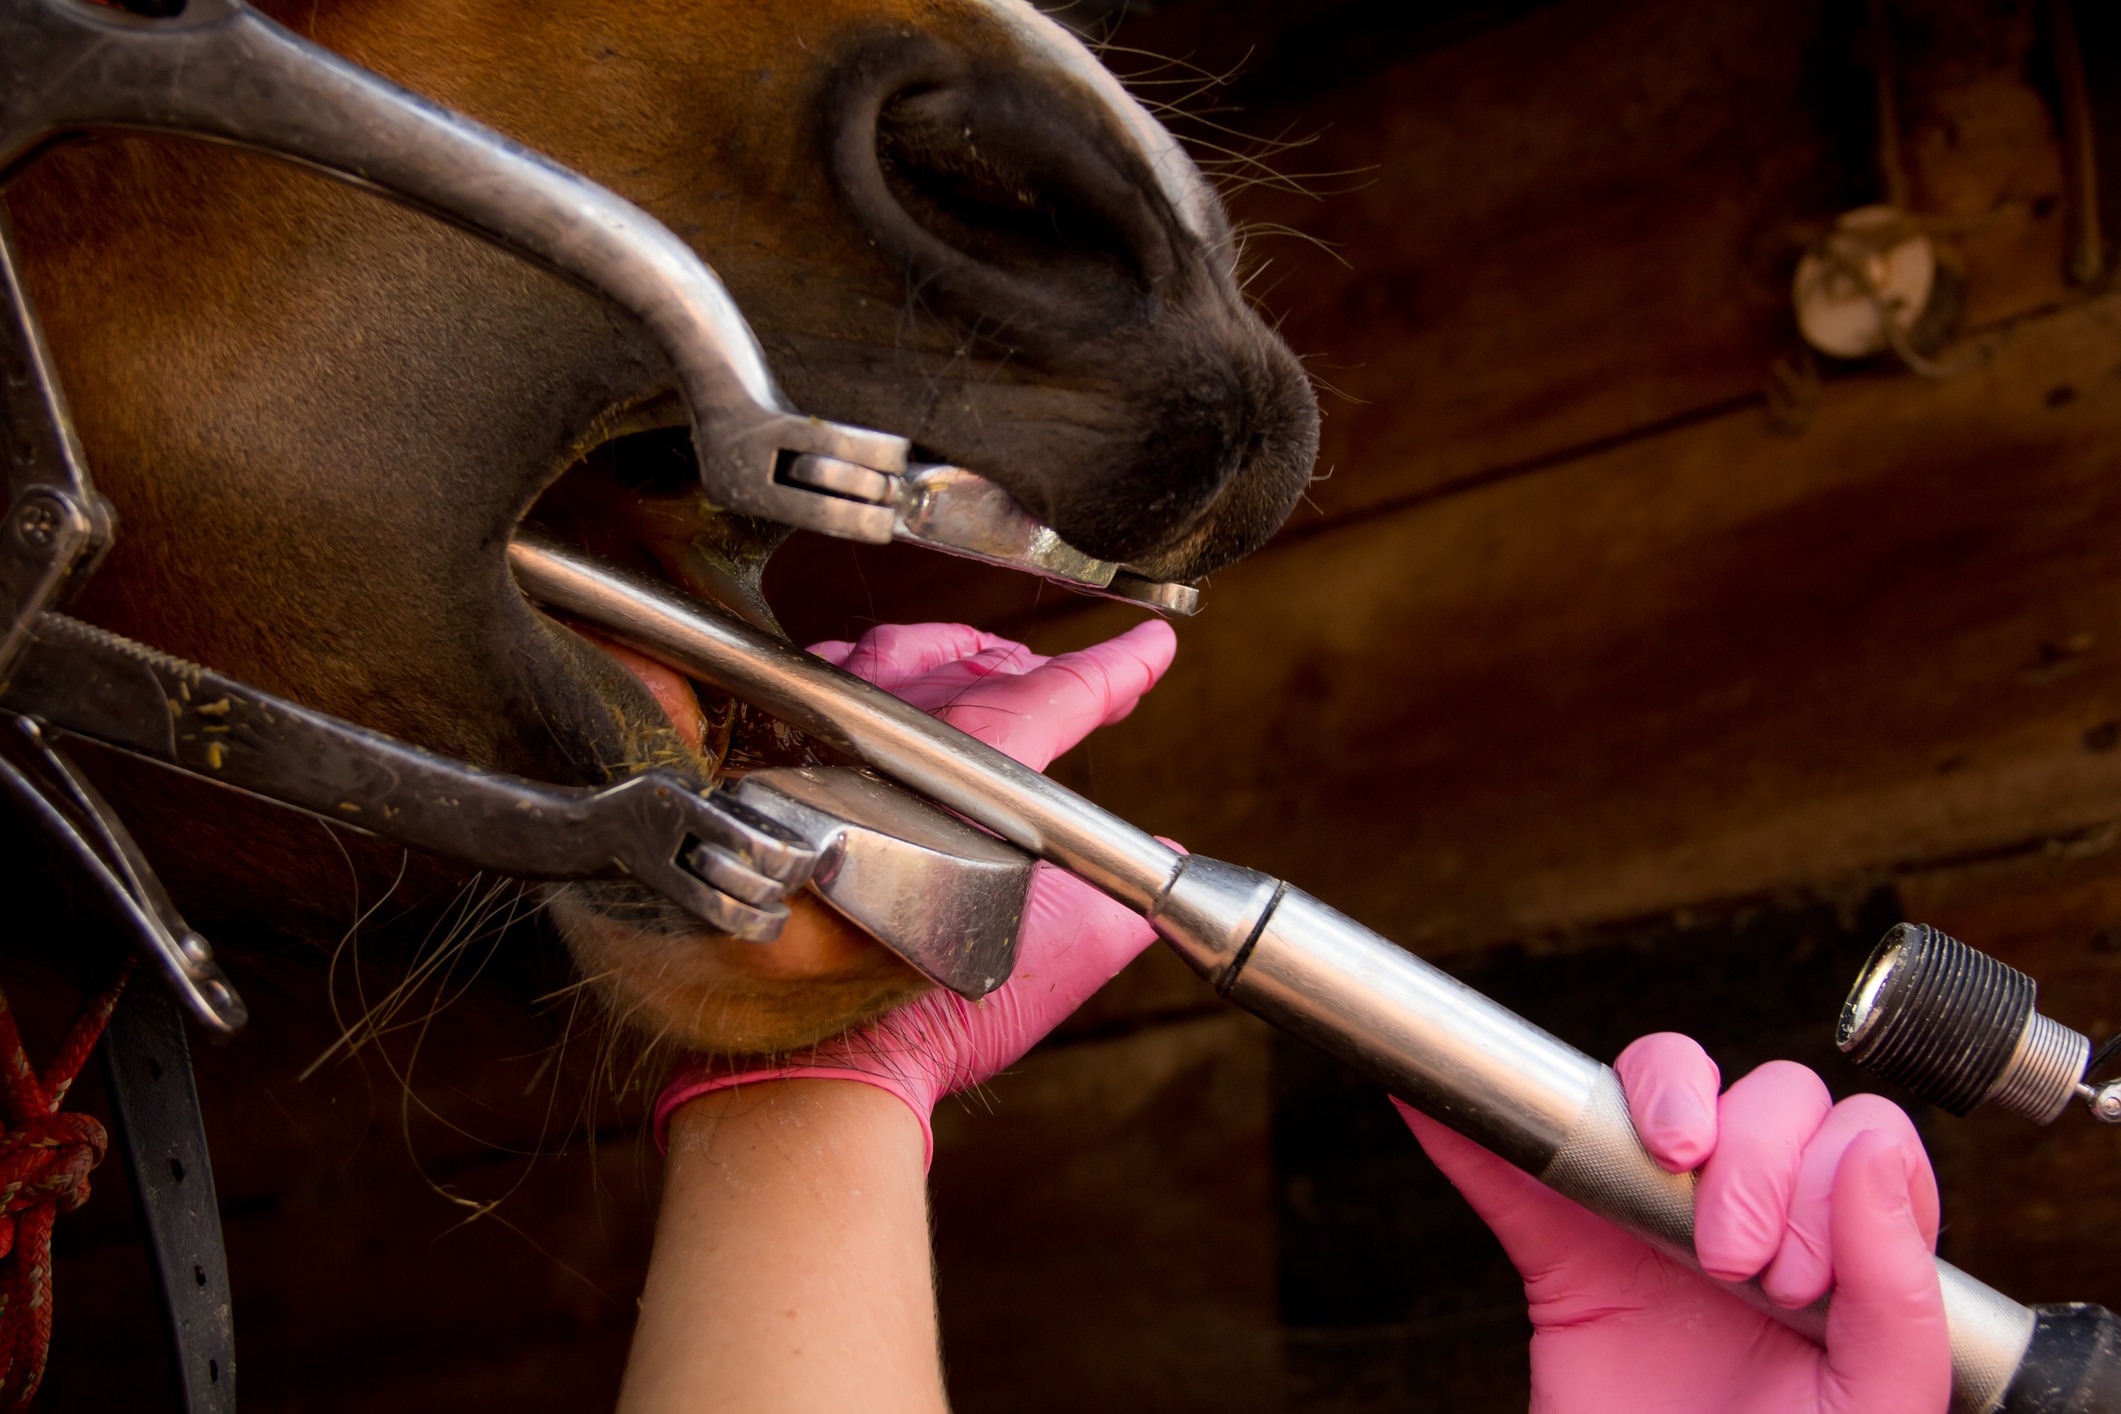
[1398,1033,1950,1414]
[656,620,1179,1166]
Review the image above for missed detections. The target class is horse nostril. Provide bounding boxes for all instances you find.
[877,82,1167,291]
[830,40,1180,335]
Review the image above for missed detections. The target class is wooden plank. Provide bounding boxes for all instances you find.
[1016,294,2121,959]
[1107,0,2077,526]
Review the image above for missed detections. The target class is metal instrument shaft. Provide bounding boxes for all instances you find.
[508,532,2042,1414]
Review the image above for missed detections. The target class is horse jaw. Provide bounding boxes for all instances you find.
[5,0,1318,1057]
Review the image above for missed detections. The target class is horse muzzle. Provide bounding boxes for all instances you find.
[0,0,1191,1015]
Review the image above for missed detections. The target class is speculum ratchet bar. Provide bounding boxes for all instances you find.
[0,612,819,943]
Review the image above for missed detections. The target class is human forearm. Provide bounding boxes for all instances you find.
[619,1080,947,1414]
[620,620,1176,1414]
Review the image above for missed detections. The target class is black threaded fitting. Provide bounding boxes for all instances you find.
[1838,923,2089,1123]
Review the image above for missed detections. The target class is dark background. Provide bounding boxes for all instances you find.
[38,0,2121,1408]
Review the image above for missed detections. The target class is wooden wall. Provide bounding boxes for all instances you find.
[40,0,2121,1409]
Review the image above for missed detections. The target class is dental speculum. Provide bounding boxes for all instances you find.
[0,0,1183,1027]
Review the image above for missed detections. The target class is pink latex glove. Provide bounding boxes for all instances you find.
[1399,1033,1950,1414]
[656,620,1179,1166]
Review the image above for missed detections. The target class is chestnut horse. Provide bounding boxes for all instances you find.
[5,0,1317,1054]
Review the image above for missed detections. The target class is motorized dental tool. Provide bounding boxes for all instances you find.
[510,531,2121,1414]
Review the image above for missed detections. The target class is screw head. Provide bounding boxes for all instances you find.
[2093,1080,2121,1124]
[10,490,81,558]
[13,497,58,549]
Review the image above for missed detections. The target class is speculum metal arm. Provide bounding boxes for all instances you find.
[889,465,1200,615]
[0,0,905,541]
[734,765,1034,1000]
[0,611,820,942]
[0,0,1197,611]
[510,532,2106,1414]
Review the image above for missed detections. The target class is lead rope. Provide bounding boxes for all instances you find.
[0,961,133,1408]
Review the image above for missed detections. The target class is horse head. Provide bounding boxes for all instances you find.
[6,0,1318,1053]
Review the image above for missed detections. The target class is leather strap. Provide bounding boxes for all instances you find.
[100,975,235,1412]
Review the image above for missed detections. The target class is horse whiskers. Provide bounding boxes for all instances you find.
[322,876,484,1069]
[1299,359,1367,407]
[530,964,626,1008]
[434,1189,616,1303]
[311,833,410,1080]
[1069,36,1370,211]
[317,885,653,1256]
[307,860,408,1082]
[304,874,522,1080]
[1231,219,1348,260]
[1086,40,1254,100]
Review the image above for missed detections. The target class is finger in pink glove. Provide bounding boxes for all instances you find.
[1615,1035,1939,1304]
[657,620,1178,1166]
[808,620,1176,772]
[1401,1032,1950,1413]
[1818,1129,1953,1414]
[1613,1031,1722,1171]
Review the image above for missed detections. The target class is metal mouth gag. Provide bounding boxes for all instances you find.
[0,0,1197,615]
[0,0,1193,1033]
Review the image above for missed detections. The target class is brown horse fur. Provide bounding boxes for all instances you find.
[4,0,1318,1055]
